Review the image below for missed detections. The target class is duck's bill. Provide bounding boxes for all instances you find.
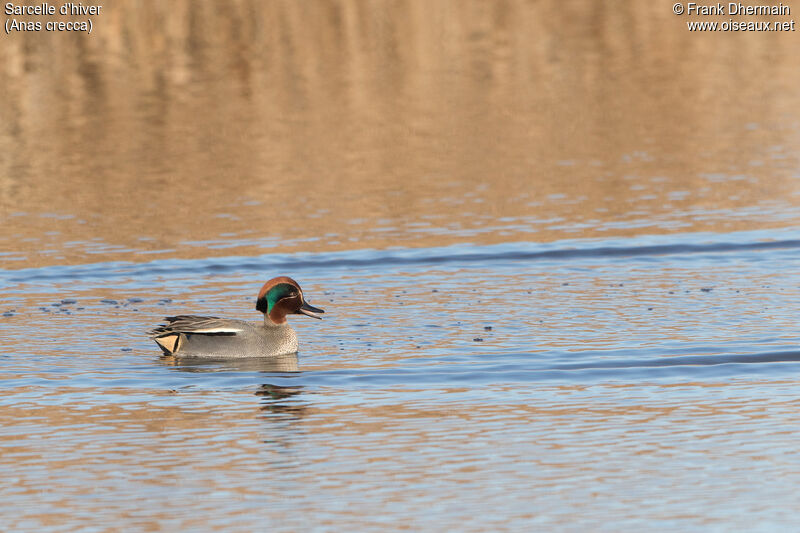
[298,301,325,319]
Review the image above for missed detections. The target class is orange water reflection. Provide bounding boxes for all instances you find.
[1,1,799,268]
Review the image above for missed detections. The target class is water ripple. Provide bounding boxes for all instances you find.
[3,228,799,285]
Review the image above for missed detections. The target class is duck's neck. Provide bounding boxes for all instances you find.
[263,314,288,327]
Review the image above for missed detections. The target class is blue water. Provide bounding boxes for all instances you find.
[4,228,800,389]
[2,228,800,530]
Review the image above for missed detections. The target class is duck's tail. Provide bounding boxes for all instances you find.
[152,332,186,355]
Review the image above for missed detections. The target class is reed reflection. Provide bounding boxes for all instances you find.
[2,1,799,269]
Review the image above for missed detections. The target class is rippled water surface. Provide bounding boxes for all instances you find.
[3,1,800,530]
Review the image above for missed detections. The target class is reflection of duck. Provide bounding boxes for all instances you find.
[160,352,300,372]
[256,384,306,417]
[160,357,306,416]
[149,276,324,358]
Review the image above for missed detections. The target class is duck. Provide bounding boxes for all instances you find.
[149,276,324,358]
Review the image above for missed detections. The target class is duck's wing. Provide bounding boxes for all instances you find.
[149,315,248,355]
[149,315,247,337]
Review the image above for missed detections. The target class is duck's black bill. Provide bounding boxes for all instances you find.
[298,301,325,319]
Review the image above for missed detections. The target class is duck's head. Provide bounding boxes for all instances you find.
[256,276,325,325]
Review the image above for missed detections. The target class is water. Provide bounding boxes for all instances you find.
[4,230,800,530]
[3,1,800,530]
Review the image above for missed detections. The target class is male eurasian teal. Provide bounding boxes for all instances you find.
[149,276,324,357]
